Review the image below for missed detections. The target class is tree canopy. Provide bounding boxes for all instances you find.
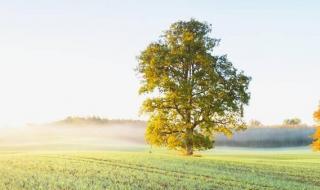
[312,105,320,151]
[137,19,251,155]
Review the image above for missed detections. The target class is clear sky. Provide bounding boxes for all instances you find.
[0,0,319,126]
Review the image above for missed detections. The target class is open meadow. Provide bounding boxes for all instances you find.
[0,149,319,190]
[0,123,319,189]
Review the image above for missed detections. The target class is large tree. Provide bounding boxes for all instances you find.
[137,19,251,155]
[312,105,320,151]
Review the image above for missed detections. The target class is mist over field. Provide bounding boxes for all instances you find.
[0,118,315,150]
[216,127,316,148]
[0,122,146,150]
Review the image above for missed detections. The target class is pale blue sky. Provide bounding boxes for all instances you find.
[0,0,319,125]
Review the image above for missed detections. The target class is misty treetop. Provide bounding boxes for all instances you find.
[283,118,302,126]
[137,19,251,155]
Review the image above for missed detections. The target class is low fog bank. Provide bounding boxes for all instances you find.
[0,123,146,150]
[0,120,316,150]
[216,127,316,148]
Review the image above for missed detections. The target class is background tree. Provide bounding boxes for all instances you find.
[137,19,251,155]
[312,105,320,151]
[283,118,302,126]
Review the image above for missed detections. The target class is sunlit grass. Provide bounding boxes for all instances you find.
[0,149,319,190]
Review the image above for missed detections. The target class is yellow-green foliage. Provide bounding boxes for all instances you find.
[137,19,251,154]
[312,106,320,151]
[0,151,319,190]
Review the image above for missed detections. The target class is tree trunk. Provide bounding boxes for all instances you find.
[185,128,193,155]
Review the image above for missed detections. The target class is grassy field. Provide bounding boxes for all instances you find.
[0,150,319,190]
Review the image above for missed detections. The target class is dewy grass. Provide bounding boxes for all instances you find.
[0,150,319,190]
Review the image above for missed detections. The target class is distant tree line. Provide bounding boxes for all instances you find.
[52,116,146,127]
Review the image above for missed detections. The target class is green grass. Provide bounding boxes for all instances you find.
[0,150,319,190]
